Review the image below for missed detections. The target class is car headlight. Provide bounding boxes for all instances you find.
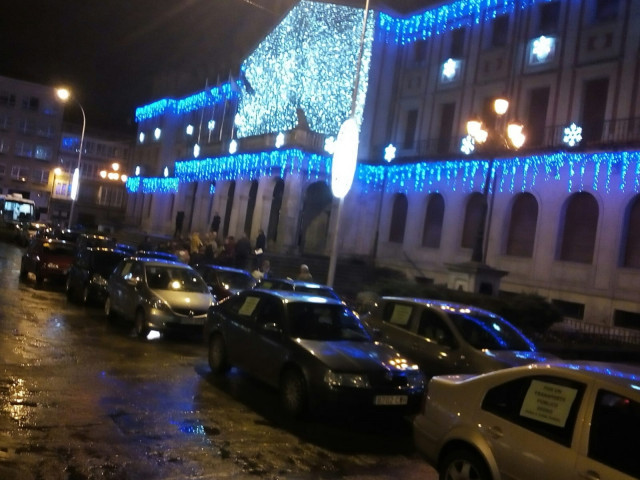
[150,296,171,312]
[90,273,108,287]
[324,371,370,389]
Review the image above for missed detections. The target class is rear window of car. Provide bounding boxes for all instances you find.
[287,303,371,341]
[448,311,535,351]
[482,375,585,446]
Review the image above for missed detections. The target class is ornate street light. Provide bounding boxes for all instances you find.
[56,88,86,228]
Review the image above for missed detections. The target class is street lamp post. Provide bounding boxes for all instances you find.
[327,0,370,287]
[463,98,525,264]
[56,88,86,228]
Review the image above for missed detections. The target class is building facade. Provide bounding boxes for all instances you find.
[127,0,640,330]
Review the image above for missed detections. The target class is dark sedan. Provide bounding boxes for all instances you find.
[66,247,129,304]
[19,237,76,288]
[194,264,256,301]
[205,290,425,417]
[256,277,341,301]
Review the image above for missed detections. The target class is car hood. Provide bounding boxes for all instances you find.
[297,339,416,372]
[152,289,212,311]
[483,349,557,367]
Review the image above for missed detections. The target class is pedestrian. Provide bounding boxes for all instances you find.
[174,211,185,238]
[235,233,252,271]
[251,259,271,281]
[218,235,235,266]
[210,212,221,233]
[254,229,266,268]
[203,232,217,263]
[189,231,203,256]
[297,264,313,281]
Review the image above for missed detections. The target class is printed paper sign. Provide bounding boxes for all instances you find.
[238,296,260,317]
[389,304,412,327]
[520,380,578,427]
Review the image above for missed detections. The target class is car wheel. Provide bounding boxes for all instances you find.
[439,449,492,480]
[65,276,75,302]
[104,296,116,321]
[35,269,44,289]
[208,334,230,374]
[81,285,90,304]
[134,309,150,338]
[19,261,27,281]
[280,368,308,418]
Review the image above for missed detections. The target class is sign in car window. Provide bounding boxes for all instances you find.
[238,296,260,317]
[520,379,578,427]
[388,304,412,327]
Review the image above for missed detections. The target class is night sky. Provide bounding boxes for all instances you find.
[1,0,431,133]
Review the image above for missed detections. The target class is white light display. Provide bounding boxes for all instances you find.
[325,136,336,154]
[154,128,162,140]
[138,132,145,143]
[384,144,396,162]
[229,139,238,154]
[564,123,583,147]
[236,0,375,139]
[441,58,459,81]
[275,132,285,148]
[460,135,475,155]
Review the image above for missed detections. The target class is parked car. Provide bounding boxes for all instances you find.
[256,277,342,301]
[204,289,425,417]
[194,264,256,300]
[15,221,48,246]
[135,250,180,262]
[19,237,76,288]
[66,247,129,304]
[363,297,555,378]
[75,233,117,252]
[104,257,215,337]
[413,361,640,480]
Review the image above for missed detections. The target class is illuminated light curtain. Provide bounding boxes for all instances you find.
[235,0,375,138]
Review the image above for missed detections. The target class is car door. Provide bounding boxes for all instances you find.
[412,307,463,376]
[575,387,640,479]
[478,374,586,480]
[219,293,261,369]
[374,300,420,360]
[246,295,287,385]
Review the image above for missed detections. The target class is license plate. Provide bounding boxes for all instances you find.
[374,395,408,406]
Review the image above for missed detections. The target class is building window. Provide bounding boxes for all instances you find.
[538,1,560,33]
[30,169,48,184]
[594,0,619,22]
[461,193,485,249]
[21,96,39,111]
[450,28,466,58]
[268,179,284,242]
[0,115,11,130]
[403,109,418,149]
[621,195,640,268]
[437,103,455,153]
[505,193,538,257]
[491,15,509,47]
[526,87,550,148]
[0,164,5,175]
[14,141,33,158]
[413,39,427,62]
[551,299,585,320]
[34,145,52,161]
[422,193,444,248]
[558,192,598,263]
[0,91,16,107]
[0,138,9,154]
[98,186,124,207]
[582,78,609,144]
[10,166,29,182]
[389,194,408,244]
[244,180,258,236]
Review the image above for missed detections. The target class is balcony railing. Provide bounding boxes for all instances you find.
[373,117,640,162]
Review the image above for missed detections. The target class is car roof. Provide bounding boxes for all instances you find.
[381,296,503,318]
[265,277,334,289]
[197,264,251,275]
[251,288,344,305]
[127,256,191,268]
[472,361,640,391]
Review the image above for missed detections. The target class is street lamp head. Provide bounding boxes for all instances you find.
[507,122,526,149]
[56,88,71,102]
[467,119,488,144]
[494,98,509,115]
[54,167,62,176]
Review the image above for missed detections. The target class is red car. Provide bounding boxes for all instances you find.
[20,237,76,288]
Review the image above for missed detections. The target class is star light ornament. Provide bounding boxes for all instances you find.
[460,134,476,155]
[441,58,460,82]
[563,123,583,147]
[193,143,201,158]
[384,144,396,162]
[275,132,285,149]
[229,139,238,154]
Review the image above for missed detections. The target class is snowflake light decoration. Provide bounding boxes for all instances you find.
[275,132,285,149]
[532,35,552,62]
[324,136,336,155]
[563,123,583,147]
[229,139,238,154]
[460,134,475,155]
[384,143,396,162]
[442,58,458,81]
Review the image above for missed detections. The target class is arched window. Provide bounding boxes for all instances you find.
[244,180,258,235]
[622,194,640,268]
[461,193,485,249]
[267,179,284,242]
[422,193,444,248]
[505,193,538,257]
[558,192,598,263]
[389,194,408,243]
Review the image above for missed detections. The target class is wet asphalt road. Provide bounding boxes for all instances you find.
[0,241,437,480]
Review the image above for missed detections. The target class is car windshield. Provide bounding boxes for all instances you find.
[294,285,340,300]
[145,265,209,293]
[449,312,534,351]
[43,242,75,255]
[287,303,371,342]
[217,270,256,290]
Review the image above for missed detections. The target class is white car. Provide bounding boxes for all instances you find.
[414,361,640,480]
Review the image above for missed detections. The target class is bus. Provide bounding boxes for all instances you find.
[0,193,36,241]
